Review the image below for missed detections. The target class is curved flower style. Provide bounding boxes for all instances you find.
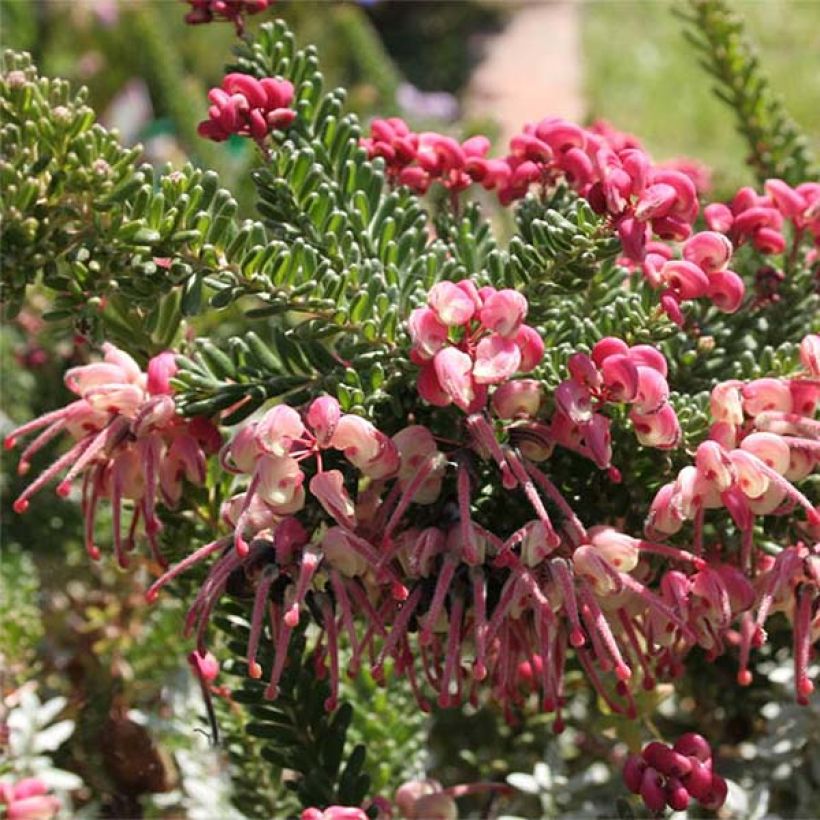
[198,73,295,144]
[5,344,221,567]
[146,364,709,727]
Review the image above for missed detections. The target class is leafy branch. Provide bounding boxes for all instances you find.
[679,0,817,185]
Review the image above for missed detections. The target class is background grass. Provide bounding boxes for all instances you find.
[582,0,820,196]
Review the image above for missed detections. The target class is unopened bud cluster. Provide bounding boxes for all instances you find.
[623,734,727,814]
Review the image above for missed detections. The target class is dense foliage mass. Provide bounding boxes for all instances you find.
[1,1,818,817]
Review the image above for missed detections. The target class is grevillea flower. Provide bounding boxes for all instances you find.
[623,735,727,814]
[0,778,61,820]
[5,344,220,567]
[550,338,680,470]
[198,73,295,144]
[409,280,543,411]
[185,0,273,35]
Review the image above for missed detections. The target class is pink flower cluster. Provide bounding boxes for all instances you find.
[145,380,709,725]
[623,734,727,814]
[635,230,745,324]
[184,0,272,35]
[197,73,295,144]
[0,778,60,820]
[408,280,544,412]
[706,178,820,255]
[5,344,221,567]
[215,396,400,555]
[642,334,820,700]
[648,337,820,548]
[363,117,701,265]
[552,337,681,471]
[361,118,494,195]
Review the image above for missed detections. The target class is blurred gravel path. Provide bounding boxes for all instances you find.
[465,1,583,145]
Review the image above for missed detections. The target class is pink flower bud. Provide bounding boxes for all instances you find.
[393,425,445,504]
[257,455,305,509]
[555,380,593,423]
[640,767,667,814]
[790,379,820,416]
[432,347,476,410]
[740,431,791,474]
[417,362,452,407]
[520,519,560,566]
[734,205,784,235]
[635,183,677,221]
[479,289,528,338]
[492,379,543,419]
[473,335,522,384]
[428,281,476,327]
[710,380,745,425]
[683,231,734,273]
[704,202,734,233]
[9,779,49,801]
[729,449,769,498]
[659,260,710,300]
[513,325,545,372]
[256,405,305,457]
[188,649,220,682]
[681,759,714,802]
[408,308,449,360]
[568,352,603,388]
[310,470,356,528]
[398,166,431,194]
[588,525,640,572]
[800,333,820,376]
[591,336,629,366]
[742,378,793,416]
[534,118,586,152]
[651,168,698,220]
[745,481,788,515]
[260,77,294,110]
[752,226,786,254]
[695,440,735,491]
[764,178,805,219]
[707,269,745,313]
[560,147,595,186]
[632,365,669,414]
[627,344,668,377]
[617,216,648,260]
[583,413,612,468]
[321,527,367,577]
[666,776,691,812]
[395,781,442,818]
[630,404,682,450]
[643,742,693,778]
[709,420,738,449]
[307,396,341,446]
[146,351,178,395]
[699,773,728,810]
[332,415,400,479]
[646,483,684,536]
[623,754,647,794]
[222,423,260,473]
[785,446,814,482]
[601,354,639,402]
